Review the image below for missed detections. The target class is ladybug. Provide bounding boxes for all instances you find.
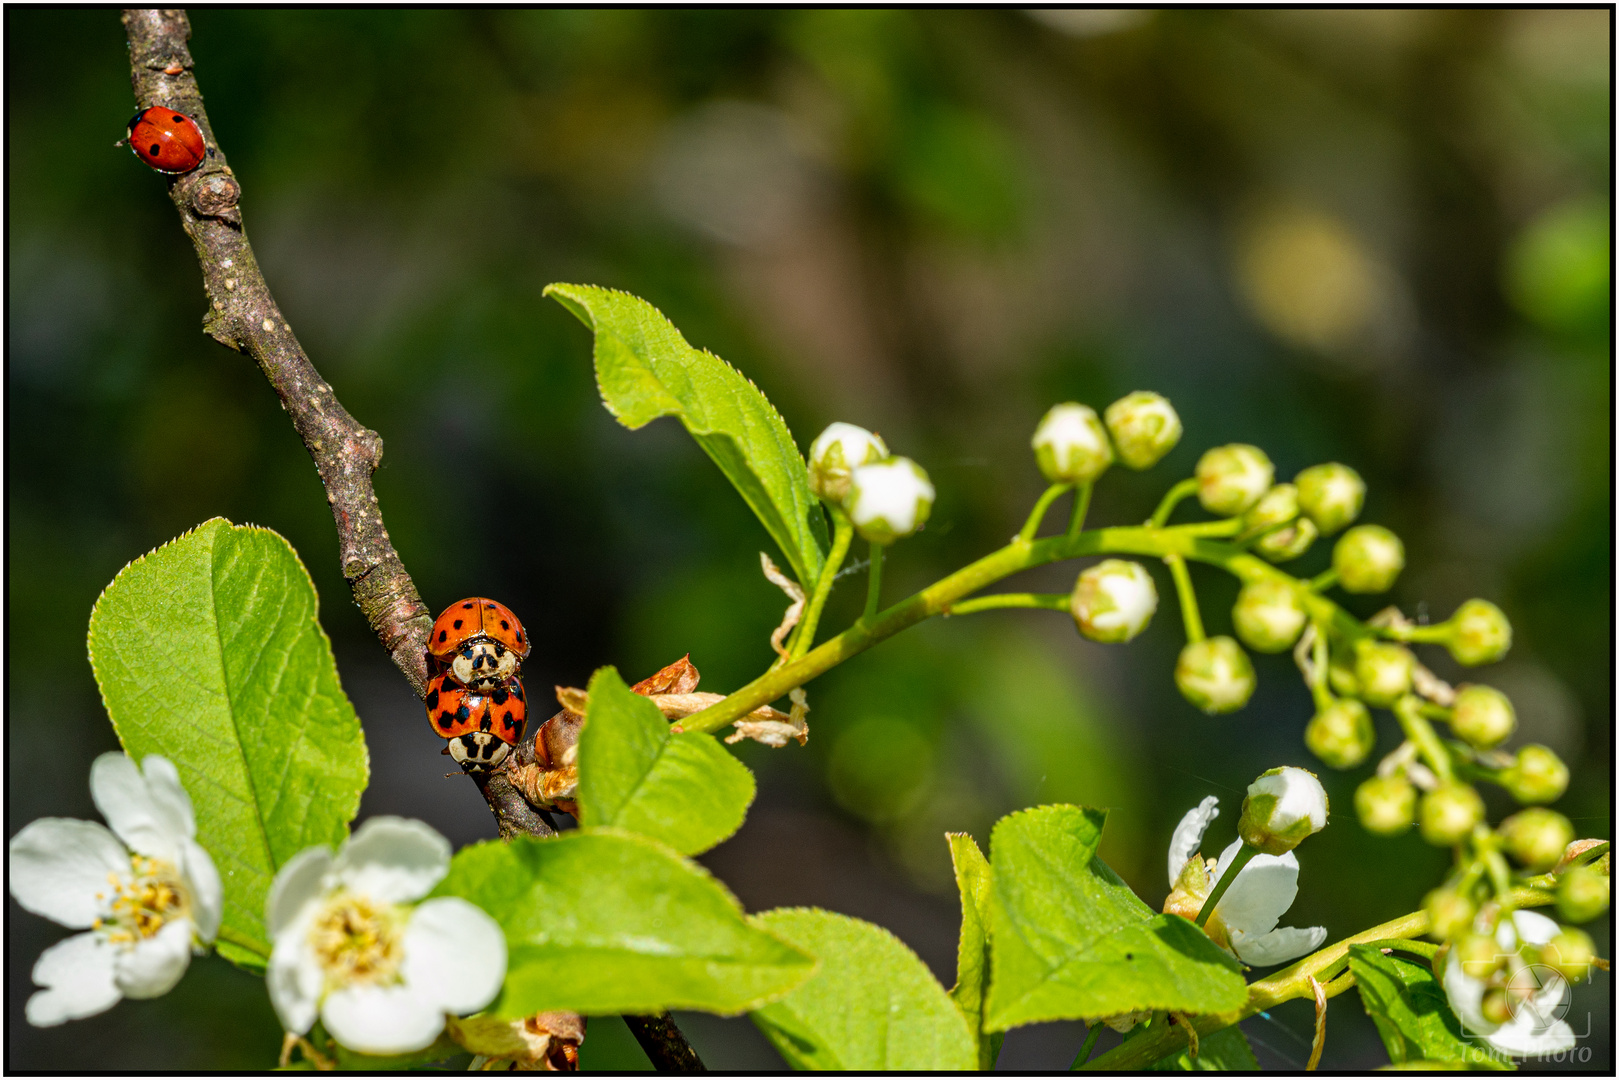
[125,106,207,174]
[429,598,531,690]
[425,672,527,771]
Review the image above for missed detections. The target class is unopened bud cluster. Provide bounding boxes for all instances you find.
[808,423,933,545]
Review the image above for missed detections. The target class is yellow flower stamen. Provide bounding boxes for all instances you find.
[98,855,190,945]
[308,892,404,989]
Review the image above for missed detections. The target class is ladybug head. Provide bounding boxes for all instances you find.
[450,639,517,689]
[448,731,510,772]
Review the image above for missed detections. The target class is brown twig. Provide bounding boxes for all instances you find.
[120,9,704,1071]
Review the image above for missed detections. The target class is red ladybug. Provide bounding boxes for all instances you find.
[429,598,531,689]
[126,106,206,174]
[425,673,527,771]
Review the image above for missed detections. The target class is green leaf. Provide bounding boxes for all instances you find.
[577,666,754,855]
[983,805,1247,1030]
[434,829,813,1017]
[1348,945,1513,1071]
[545,283,828,588]
[1148,1023,1259,1071]
[947,833,1004,1070]
[750,908,977,1070]
[87,518,368,963]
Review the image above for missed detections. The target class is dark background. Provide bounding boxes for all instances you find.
[7,9,1610,1070]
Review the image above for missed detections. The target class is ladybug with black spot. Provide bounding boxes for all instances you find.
[429,597,531,690]
[125,106,207,174]
[425,672,527,771]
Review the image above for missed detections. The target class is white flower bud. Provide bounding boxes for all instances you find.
[808,422,889,503]
[1419,782,1484,846]
[847,457,934,545]
[1443,599,1511,667]
[1032,403,1113,484]
[1254,515,1318,563]
[1353,640,1414,707]
[1305,699,1375,769]
[1195,444,1274,516]
[1355,774,1416,836]
[1238,766,1329,855]
[1231,579,1306,653]
[1295,463,1365,535]
[1332,525,1404,594]
[1103,391,1182,470]
[1174,636,1256,714]
[1070,560,1157,643]
[1449,685,1515,749]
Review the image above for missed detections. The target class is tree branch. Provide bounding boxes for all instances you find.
[623,1013,707,1071]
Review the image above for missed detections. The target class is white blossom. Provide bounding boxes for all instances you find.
[8,753,221,1027]
[847,457,934,544]
[1238,766,1329,854]
[1443,911,1576,1058]
[808,422,889,503]
[267,817,506,1056]
[1163,797,1327,967]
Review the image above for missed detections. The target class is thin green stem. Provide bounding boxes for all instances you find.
[1308,569,1338,592]
[1070,1024,1104,1070]
[948,593,1070,616]
[863,542,884,622]
[790,512,854,661]
[1378,621,1451,644]
[1019,482,1073,544]
[1308,623,1333,712]
[1149,477,1199,527]
[1196,843,1258,927]
[1164,553,1205,643]
[1068,482,1093,538]
[1358,938,1440,960]
[678,524,1370,736]
[1392,694,1454,784]
[1177,518,1243,538]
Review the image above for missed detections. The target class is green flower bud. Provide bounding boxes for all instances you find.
[1332,525,1405,594]
[1195,444,1274,516]
[1032,403,1113,485]
[1353,641,1415,707]
[1356,774,1417,836]
[1480,988,1515,1026]
[1295,463,1366,535]
[1305,699,1376,769]
[847,457,934,545]
[1453,931,1503,976]
[1174,636,1257,714]
[1444,599,1512,667]
[1542,928,1596,982]
[1238,765,1330,855]
[1254,515,1318,563]
[1241,483,1299,533]
[1328,654,1360,697]
[1449,685,1516,749]
[1231,579,1306,653]
[1070,559,1158,644]
[1499,809,1575,872]
[1425,887,1477,941]
[1557,864,1610,925]
[1503,744,1569,805]
[1419,782,1485,847]
[808,422,889,503]
[1103,391,1182,470]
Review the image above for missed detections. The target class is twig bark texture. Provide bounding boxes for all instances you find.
[121,9,706,1071]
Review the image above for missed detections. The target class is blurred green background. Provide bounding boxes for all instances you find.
[7,8,1610,1070]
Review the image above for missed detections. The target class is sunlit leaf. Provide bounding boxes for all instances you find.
[1348,945,1513,1071]
[947,832,1003,1069]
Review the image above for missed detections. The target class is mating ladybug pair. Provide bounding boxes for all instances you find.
[425,598,532,772]
[124,106,208,174]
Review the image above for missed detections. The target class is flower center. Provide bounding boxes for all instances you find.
[308,893,404,988]
[96,854,189,945]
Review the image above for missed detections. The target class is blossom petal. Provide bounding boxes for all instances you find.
[183,839,223,944]
[333,818,450,904]
[9,818,130,929]
[403,897,507,1015]
[267,908,323,1036]
[1211,840,1298,939]
[267,845,332,942]
[1168,797,1220,888]
[26,932,121,1026]
[90,753,181,864]
[1497,910,1560,950]
[1230,924,1327,967]
[114,918,194,999]
[1443,957,1494,1035]
[1487,975,1577,1057]
[138,755,196,841]
[322,981,447,1055]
